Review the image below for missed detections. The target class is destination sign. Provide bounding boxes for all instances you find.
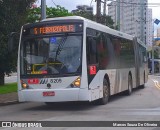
[33,25,75,35]
[23,23,83,36]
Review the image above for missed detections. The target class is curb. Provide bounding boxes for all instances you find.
[0,100,19,106]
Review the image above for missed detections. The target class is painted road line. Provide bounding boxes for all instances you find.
[152,79,160,90]
[152,79,159,89]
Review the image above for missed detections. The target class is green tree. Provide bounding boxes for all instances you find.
[99,15,115,29]
[27,5,115,29]
[73,10,94,21]
[27,5,72,23]
[73,10,115,29]
[0,0,36,85]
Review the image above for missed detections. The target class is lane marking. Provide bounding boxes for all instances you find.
[152,79,160,90]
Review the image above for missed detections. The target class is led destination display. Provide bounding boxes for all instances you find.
[33,25,75,35]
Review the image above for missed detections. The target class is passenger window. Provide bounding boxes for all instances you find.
[86,37,98,64]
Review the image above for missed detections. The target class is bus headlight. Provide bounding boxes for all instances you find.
[71,77,81,88]
[21,80,29,89]
[22,83,28,89]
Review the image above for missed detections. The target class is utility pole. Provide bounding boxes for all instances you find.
[152,46,155,74]
[103,0,107,16]
[117,0,120,30]
[96,0,101,23]
[152,19,155,74]
[103,0,107,25]
[41,0,46,20]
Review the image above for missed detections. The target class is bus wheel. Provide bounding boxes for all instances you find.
[97,79,110,105]
[140,72,145,89]
[126,75,132,95]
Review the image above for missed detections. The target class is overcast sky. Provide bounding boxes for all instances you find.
[36,0,160,32]
[36,0,159,18]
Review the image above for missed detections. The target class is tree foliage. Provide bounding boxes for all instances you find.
[73,10,116,29]
[73,10,94,21]
[0,0,36,85]
[27,5,72,23]
[27,5,115,29]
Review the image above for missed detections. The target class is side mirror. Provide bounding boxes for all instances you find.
[8,32,19,52]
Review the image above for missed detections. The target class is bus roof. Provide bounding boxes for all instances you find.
[42,16,86,22]
[42,16,134,41]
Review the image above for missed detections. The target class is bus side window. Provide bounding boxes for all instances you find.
[86,37,98,64]
[97,33,108,69]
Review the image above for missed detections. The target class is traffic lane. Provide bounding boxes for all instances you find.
[1,80,160,122]
[1,77,160,130]
[148,75,160,99]
[150,75,160,90]
[0,102,99,121]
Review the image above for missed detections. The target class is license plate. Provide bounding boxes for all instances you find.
[43,91,55,96]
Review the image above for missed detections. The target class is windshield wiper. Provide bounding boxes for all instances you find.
[55,36,67,61]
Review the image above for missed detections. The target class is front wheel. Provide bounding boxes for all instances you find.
[97,79,110,105]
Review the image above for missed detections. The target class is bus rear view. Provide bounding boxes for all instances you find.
[18,17,87,103]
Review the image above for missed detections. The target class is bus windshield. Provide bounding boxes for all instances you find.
[20,35,82,75]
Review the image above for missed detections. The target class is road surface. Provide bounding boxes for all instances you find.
[0,75,160,130]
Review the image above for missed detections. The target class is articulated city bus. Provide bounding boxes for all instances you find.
[12,16,148,105]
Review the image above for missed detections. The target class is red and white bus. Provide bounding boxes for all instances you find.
[10,16,148,105]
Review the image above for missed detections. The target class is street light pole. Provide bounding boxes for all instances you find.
[103,0,107,16]
[117,0,120,31]
[152,19,155,74]
[41,0,46,20]
[96,0,101,23]
[152,46,154,74]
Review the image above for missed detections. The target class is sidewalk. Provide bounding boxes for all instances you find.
[0,92,18,106]
[154,73,160,76]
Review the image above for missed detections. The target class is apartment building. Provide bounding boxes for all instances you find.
[146,8,153,46]
[108,0,149,44]
[71,5,93,14]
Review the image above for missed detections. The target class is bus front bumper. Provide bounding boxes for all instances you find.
[18,88,81,102]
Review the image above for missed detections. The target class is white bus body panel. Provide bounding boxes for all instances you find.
[18,88,90,102]
[18,76,90,102]
[18,89,79,102]
[18,19,90,102]
[17,16,148,103]
[88,68,136,101]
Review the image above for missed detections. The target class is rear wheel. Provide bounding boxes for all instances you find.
[126,75,132,95]
[97,79,110,105]
[140,72,145,89]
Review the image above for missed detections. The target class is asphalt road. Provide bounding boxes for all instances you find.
[1,75,160,130]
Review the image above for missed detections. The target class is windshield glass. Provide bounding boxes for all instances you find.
[20,35,82,75]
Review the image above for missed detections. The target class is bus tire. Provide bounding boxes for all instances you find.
[97,79,110,105]
[126,75,132,95]
[140,72,145,89]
